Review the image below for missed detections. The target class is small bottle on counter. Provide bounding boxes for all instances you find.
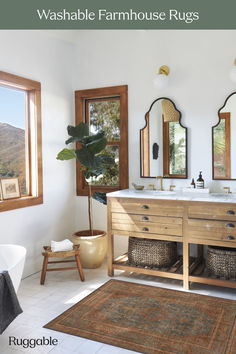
[190,178,195,188]
[196,171,204,189]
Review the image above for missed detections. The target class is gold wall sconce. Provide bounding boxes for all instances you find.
[153,65,170,89]
[230,59,236,83]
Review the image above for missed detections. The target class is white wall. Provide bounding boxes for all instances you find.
[0,31,77,276]
[149,101,163,176]
[73,30,236,255]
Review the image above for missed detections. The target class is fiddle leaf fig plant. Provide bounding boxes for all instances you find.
[57,122,115,235]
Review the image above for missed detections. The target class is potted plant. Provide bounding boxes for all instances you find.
[57,122,115,268]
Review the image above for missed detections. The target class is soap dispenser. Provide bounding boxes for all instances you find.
[190,178,195,189]
[196,171,204,189]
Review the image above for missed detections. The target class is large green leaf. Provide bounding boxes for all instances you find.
[65,136,79,145]
[79,131,105,145]
[57,148,76,160]
[96,154,115,167]
[87,136,107,154]
[76,147,95,168]
[67,122,89,139]
[88,131,105,142]
[66,127,106,147]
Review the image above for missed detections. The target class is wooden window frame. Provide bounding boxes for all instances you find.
[0,71,43,212]
[75,85,128,196]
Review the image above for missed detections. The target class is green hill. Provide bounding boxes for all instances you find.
[0,122,26,195]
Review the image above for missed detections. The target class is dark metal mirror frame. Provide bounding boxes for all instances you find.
[212,91,236,180]
[140,97,188,179]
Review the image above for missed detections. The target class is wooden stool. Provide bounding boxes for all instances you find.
[40,244,85,285]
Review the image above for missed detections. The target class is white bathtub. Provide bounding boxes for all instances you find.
[0,244,26,293]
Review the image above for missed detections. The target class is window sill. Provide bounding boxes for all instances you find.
[0,195,43,212]
[77,185,121,196]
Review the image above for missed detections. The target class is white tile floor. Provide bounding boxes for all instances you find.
[1,262,236,354]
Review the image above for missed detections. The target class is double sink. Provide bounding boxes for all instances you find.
[133,189,236,201]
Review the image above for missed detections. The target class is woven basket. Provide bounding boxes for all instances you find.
[128,237,177,268]
[206,246,236,279]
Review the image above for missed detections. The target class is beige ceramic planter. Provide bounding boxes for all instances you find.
[72,230,107,269]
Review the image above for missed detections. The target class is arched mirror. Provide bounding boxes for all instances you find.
[140,97,187,178]
[213,92,236,180]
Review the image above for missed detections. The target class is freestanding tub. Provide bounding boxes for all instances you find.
[0,244,26,293]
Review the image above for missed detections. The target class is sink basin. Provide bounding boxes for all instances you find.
[138,190,176,195]
[153,190,176,195]
[210,193,236,199]
[210,193,234,197]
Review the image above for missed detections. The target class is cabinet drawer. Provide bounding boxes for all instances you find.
[188,205,236,221]
[188,219,236,243]
[112,212,183,236]
[111,200,184,217]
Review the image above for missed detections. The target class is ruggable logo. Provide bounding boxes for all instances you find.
[9,336,58,349]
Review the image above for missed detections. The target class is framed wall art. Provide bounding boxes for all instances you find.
[1,178,21,200]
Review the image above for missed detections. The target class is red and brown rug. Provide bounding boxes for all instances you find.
[44,280,236,353]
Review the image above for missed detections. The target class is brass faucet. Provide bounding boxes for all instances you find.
[156,176,164,191]
[224,187,232,194]
[169,185,176,192]
[148,184,156,190]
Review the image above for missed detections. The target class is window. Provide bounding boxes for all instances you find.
[0,71,43,211]
[75,85,128,196]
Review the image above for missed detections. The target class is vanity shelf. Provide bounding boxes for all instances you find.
[189,261,236,289]
[114,254,183,280]
[114,253,236,289]
[107,190,236,290]
[113,254,204,282]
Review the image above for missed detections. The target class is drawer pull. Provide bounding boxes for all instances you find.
[142,227,149,232]
[142,205,149,209]
[226,210,235,215]
[226,223,235,228]
[226,235,235,240]
[142,216,149,221]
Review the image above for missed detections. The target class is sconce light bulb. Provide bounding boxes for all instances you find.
[153,74,169,89]
[230,65,236,83]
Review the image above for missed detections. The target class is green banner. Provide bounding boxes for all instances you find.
[0,0,236,29]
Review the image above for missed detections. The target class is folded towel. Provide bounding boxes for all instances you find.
[0,271,23,334]
[51,239,73,252]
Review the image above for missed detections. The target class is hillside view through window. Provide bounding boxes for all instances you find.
[0,86,28,195]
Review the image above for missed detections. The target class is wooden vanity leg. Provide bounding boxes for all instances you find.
[183,241,189,290]
[107,199,114,276]
[107,233,114,276]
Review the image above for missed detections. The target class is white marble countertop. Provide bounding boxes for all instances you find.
[106,189,236,203]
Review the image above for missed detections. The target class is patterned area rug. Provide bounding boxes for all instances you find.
[44,280,236,353]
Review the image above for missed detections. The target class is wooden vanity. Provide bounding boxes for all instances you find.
[107,190,236,290]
